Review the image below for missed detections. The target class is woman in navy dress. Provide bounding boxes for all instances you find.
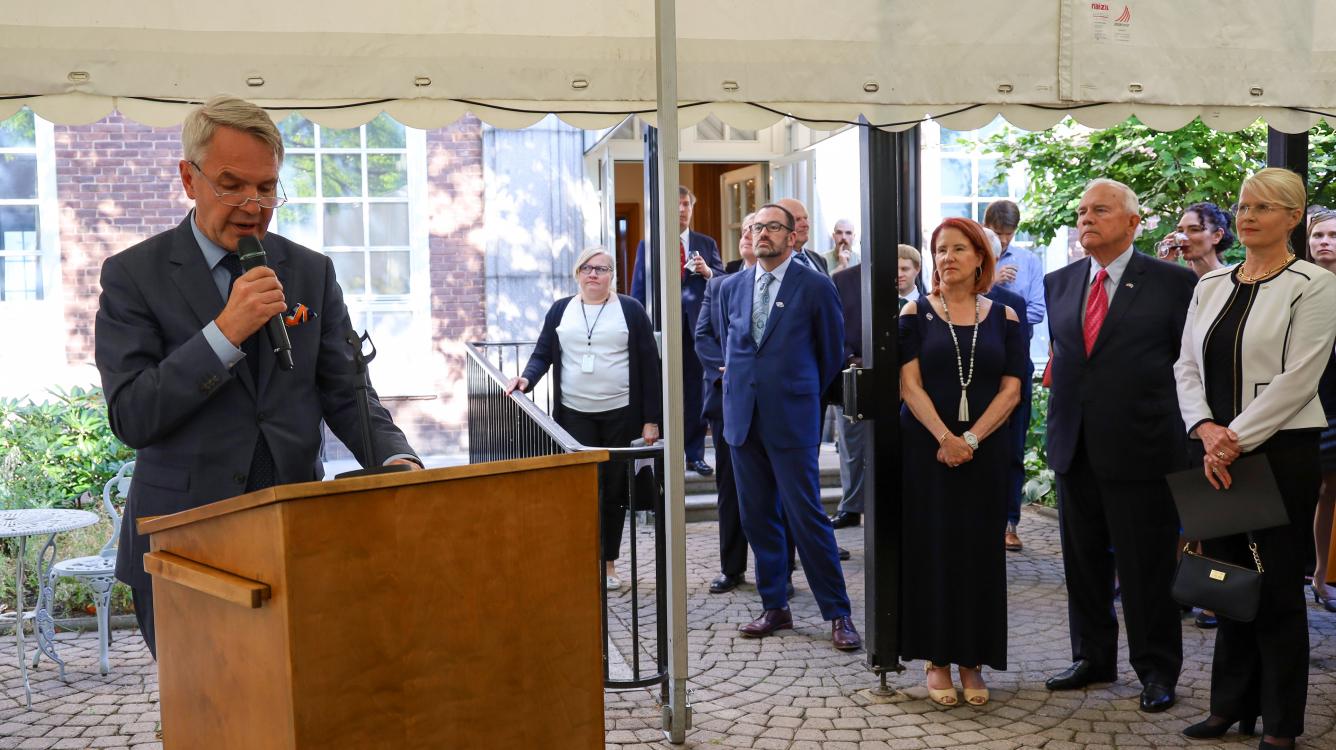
[899,217,1027,706]
[1308,210,1336,613]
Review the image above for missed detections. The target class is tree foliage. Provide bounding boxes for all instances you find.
[975,118,1336,261]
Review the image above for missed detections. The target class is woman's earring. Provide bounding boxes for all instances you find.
[975,267,982,280]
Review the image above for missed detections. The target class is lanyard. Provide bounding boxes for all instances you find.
[580,298,610,347]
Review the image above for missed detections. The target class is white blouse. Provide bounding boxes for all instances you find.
[556,297,631,413]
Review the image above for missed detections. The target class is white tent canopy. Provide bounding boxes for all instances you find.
[4,0,1336,132]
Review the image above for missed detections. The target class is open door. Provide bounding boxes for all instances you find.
[718,164,765,265]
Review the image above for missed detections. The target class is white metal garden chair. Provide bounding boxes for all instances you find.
[33,461,132,676]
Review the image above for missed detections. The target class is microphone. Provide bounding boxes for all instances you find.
[236,236,295,371]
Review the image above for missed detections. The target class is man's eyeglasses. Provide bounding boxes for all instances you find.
[750,221,793,234]
[579,264,613,276]
[188,161,288,209]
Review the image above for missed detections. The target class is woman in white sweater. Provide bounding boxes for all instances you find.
[1174,168,1336,749]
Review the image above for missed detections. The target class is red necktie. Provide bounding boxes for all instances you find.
[1083,268,1109,355]
[680,240,687,280]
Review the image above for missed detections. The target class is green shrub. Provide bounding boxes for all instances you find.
[1022,382,1057,507]
[0,386,135,618]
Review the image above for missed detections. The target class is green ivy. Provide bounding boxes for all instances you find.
[0,386,133,511]
[1022,382,1056,507]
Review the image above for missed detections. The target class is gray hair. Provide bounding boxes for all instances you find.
[1083,178,1140,215]
[573,247,616,285]
[182,95,284,165]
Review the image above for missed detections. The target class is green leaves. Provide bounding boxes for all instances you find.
[976,117,1336,258]
[0,386,133,510]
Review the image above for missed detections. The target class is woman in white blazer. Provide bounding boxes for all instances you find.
[1174,168,1336,748]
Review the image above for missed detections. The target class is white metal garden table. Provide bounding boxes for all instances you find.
[0,508,99,709]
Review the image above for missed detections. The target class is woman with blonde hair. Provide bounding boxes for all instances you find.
[508,247,661,590]
[1174,169,1336,748]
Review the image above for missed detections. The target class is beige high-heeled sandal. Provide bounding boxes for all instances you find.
[924,662,958,707]
[960,665,989,706]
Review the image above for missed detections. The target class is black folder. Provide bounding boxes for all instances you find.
[1166,454,1289,540]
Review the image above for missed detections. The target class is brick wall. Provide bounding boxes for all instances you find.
[52,112,487,462]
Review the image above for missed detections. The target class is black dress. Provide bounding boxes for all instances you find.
[1318,349,1336,473]
[898,298,1027,669]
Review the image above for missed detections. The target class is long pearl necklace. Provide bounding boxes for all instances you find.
[938,293,981,421]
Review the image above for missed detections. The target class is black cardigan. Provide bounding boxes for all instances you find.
[520,294,663,426]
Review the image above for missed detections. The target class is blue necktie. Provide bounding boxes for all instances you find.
[751,272,774,346]
[218,253,277,491]
[791,249,815,270]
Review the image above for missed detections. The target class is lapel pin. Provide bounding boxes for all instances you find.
[926,312,934,321]
[1124,282,1135,288]
[776,301,785,308]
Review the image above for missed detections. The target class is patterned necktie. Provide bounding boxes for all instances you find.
[1083,268,1109,355]
[680,240,688,280]
[751,272,774,346]
[218,252,277,491]
[791,249,814,270]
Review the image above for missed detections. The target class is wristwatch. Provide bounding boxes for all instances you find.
[962,431,979,450]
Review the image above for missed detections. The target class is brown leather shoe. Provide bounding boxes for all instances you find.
[831,616,862,651]
[739,608,793,637]
[1004,523,1023,552]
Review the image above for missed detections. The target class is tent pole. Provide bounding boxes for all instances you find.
[653,0,690,743]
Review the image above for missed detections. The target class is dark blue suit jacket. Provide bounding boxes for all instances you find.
[715,259,844,449]
[1043,251,1196,480]
[983,285,1032,373]
[694,273,729,420]
[96,217,415,589]
[629,230,724,334]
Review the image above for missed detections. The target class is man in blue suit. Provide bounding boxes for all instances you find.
[95,96,420,656]
[714,203,860,650]
[630,186,725,475]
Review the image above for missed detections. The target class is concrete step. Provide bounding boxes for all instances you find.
[683,485,843,524]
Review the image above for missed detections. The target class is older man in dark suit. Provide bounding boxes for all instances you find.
[629,186,725,476]
[1043,178,1196,712]
[95,95,419,656]
[715,202,859,650]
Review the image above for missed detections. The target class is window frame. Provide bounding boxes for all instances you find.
[0,111,59,305]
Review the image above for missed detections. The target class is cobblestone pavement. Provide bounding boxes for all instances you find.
[2,508,1334,749]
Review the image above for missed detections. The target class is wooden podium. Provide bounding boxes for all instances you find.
[139,452,608,750]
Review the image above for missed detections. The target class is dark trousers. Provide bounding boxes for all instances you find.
[1055,443,1183,687]
[1202,431,1319,739]
[1006,371,1033,527]
[132,585,156,659]
[560,405,641,563]
[732,430,849,620]
[708,414,748,577]
[682,334,706,463]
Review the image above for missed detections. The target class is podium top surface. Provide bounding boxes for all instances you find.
[138,451,608,536]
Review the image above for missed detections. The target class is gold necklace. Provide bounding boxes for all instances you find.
[1237,252,1295,283]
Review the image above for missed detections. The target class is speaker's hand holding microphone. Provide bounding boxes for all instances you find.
[215,236,295,371]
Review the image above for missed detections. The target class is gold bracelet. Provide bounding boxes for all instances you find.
[937,429,950,444]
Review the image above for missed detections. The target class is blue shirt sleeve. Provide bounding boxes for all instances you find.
[1018,251,1046,325]
[202,321,246,370]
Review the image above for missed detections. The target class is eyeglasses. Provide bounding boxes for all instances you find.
[188,161,288,209]
[749,221,793,234]
[1235,203,1284,217]
[578,264,612,276]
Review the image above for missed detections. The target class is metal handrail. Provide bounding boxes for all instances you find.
[465,340,668,691]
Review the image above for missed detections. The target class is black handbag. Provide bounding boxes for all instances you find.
[1170,534,1263,623]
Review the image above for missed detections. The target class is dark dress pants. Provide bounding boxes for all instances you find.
[682,333,706,463]
[732,430,850,620]
[1055,441,1183,688]
[709,415,747,577]
[560,405,641,562]
[1005,371,1033,527]
[1202,431,1319,739]
[132,586,157,659]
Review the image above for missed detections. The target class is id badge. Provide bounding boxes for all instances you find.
[581,353,596,373]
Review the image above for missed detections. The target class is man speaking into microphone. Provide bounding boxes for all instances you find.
[95,95,420,657]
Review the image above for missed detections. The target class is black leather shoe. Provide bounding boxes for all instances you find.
[1139,683,1176,713]
[688,460,714,476]
[1045,660,1116,691]
[709,573,744,594]
[1194,610,1219,629]
[1182,714,1257,739]
[830,511,860,528]
[838,547,851,561]
[831,615,862,651]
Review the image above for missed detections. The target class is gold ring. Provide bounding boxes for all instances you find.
[1215,450,1226,459]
